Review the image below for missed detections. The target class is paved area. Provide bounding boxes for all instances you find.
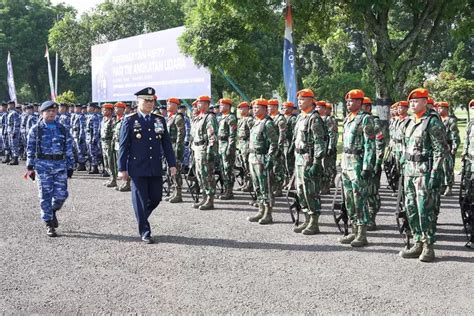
[0,162,472,313]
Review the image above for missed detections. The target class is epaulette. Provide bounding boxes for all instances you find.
[125,112,138,118]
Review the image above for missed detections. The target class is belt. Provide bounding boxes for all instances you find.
[194,140,207,146]
[249,148,267,155]
[404,153,429,162]
[36,153,65,161]
[343,148,363,155]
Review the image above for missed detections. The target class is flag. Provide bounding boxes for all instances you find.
[6,51,17,102]
[45,45,56,101]
[283,0,297,105]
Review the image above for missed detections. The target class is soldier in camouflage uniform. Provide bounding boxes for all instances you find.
[163,98,186,203]
[362,97,386,230]
[0,102,7,157]
[316,101,338,194]
[112,102,130,192]
[267,99,287,197]
[282,101,297,181]
[247,98,278,225]
[236,101,254,192]
[217,98,238,200]
[191,96,218,210]
[100,103,116,187]
[461,99,474,203]
[436,102,459,196]
[85,103,102,174]
[399,88,447,262]
[339,89,376,247]
[292,90,327,235]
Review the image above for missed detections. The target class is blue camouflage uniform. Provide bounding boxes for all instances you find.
[27,118,74,222]
[20,111,29,154]
[25,113,38,135]
[7,108,21,158]
[85,111,101,166]
[59,112,72,130]
[71,111,87,163]
[0,111,6,152]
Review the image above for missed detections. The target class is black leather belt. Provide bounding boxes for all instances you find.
[343,148,363,155]
[296,148,312,154]
[404,153,429,162]
[36,154,65,160]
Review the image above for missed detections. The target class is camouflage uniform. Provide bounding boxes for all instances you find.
[340,110,375,245]
[217,112,238,199]
[284,113,297,179]
[292,109,327,234]
[191,111,218,210]
[165,112,185,202]
[7,108,21,162]
[321,114,338,193]
[270,112,287,196]
[440,114,459,194]
[401,110,446,259]
[71,111,87,166]
[247,115,278,224]
[462,119,474,200]
[237,115,254,190]
[85,111,101,169]
[100,115,116,186]
[112,115,130,191]
[0,111,7,155]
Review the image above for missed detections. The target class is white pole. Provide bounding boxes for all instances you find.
[55,52,58,96]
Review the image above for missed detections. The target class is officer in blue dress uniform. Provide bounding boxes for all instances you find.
[118,87,177,243]
[26,101,74,237]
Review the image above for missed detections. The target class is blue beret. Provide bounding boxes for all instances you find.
[39,101,59,112]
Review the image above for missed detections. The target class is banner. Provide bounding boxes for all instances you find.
[91,26,211,102]
[44,45,56,101]
[6,51,17,102]
[283,0,297,105]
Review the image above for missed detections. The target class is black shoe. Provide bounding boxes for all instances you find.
[141,236,153,244]
[46,221,57,237]
[88,166,100,174]
[8,157,19,165]
[1,155,10,163]
[76,163,86,171]
[102,171,110,177]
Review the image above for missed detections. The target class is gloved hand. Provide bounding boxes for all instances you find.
[67,169,74,178]
[265,160,273,171]
[361,170,371,180]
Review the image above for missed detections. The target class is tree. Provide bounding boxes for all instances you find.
[425,72,474,108]
[56,90,77,104]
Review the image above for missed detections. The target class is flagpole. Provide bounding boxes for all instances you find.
[55,52,58,96]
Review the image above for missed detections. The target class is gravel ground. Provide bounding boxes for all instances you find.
[0,162,472,314]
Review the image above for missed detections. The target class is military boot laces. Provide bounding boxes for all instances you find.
[169,190,183,203]
[302,214,320,235]
[46,221,57,237]
[192,194,207,209]
[351,225,368,247]
[293,213,310,233]
[419,243,435,262]
[199,195,215,210]
[399,242,423,259]
[339,224,358,244]
[248,204,265,222]
[258,204,273,225]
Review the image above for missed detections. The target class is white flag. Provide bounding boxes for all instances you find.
[45,45,56,101]
[6,51,17,102]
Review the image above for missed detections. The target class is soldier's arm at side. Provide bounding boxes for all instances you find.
[228,115,238,152]
[175,115,186,160]
[26,124,38,169]
[161,116,177,168]
[429,117,447,175]
[311,116,327,165]
[65,129,75,170]
[266,120,279,161]
[118,117,131,172]
[362,115,376,171]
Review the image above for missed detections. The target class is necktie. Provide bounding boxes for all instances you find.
[145,115,150,122]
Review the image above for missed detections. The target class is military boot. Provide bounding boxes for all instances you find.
[192,194,207,209]
[169,189,183,203]
[2,153,10,163]
[399,242,423,259]
[88,165,100,174]
[76,162,86,171]
[351,225,368,247]
[199,195,215,210]
[443,186,452,197]
[258,204,273,225]
[106,179,117,188]
[46,221,57,237]
[117,182,131,192]
[302,214,320,235]
[419,243,435,262]
[293,212,310,233]
[367,212,377,231]
[219,187,234,200]
[339,224,358,244]
[8,156,19,165]
[163,191,174,202]
[247,204,265,222]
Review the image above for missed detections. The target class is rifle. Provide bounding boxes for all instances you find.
[395,173,411,248]
[459,158,473,248]
[331,173,349,235]
[285,172,302,225]
[235,154,256,201]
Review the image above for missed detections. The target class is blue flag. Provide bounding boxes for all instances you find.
[283,1,297,105]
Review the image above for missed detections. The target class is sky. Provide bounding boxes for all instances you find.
[50,0,105,14]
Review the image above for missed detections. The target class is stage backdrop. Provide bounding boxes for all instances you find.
[91,26,211,102]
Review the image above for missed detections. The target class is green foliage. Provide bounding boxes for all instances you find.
[56,90,77,104]
[425,72,474,108]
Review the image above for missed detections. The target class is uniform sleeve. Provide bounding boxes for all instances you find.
[65,128,74,170]
[206,115,218,153]
[311,115,327,164]
[429,117,447,176]
[228,115,238,151]
[175,114,186,160]
[374,117,386,167]
[277,116,287,150]
[161,116,177,168]
[362,114,376,171]
[26,124,38,168]
[462,122,472,156]
[449,118,460,151]
[266,120,279,161]
[118,117,131,172]
[94,117,101,143]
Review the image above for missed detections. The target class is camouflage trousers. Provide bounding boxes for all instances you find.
[341,169,370,225]
[295,160,321,215]
[237,150,252,187]
[404,174,438,245]
[194,148,216,196]
[1,132,9,152]
[169,161,183,192]
[442,153,455,188]
[249,153,271,204]
[36,167,68,222]
[87,139,101,166]
[321,152,337,192]
[73,137,86,163]
[272,150,286,192]
[8,132,20,157]
[101,142,116,182]
[367,169,382,216]
[218,145,236,189]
